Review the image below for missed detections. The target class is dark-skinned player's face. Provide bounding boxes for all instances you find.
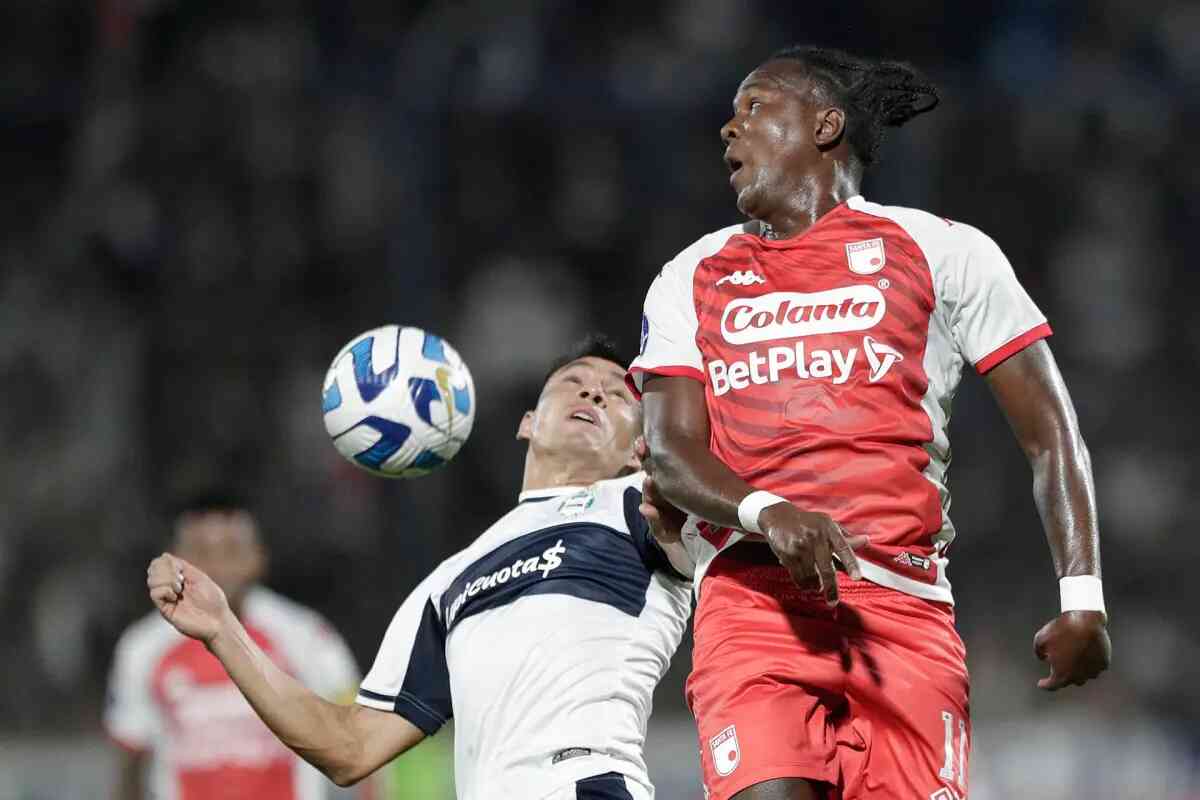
[721,61,828,219]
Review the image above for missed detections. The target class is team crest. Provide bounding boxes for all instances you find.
[557,490,596,517]
[846,238,886,275]
[709,725,741,776]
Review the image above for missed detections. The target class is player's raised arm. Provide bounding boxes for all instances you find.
[641,374,865,604]
[146,553,424,786]
[985,340,1111,690]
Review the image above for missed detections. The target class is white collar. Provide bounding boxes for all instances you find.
[517,485,587,504]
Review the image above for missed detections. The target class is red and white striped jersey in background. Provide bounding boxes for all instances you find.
[105,587,361,800]
[628,195,1051,604]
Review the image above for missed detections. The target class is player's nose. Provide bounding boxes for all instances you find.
[720,115,739,143]
[578,388,607,407]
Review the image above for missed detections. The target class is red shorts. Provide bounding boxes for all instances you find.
[687,544,970,800]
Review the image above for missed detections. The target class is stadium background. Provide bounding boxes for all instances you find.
[2,1,1198,798]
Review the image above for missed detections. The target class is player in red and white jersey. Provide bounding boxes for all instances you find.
[105,492,361,800]
[629,46,1111,800]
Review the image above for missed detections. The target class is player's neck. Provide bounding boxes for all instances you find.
[759,163,859,240]
[520,450,612,495]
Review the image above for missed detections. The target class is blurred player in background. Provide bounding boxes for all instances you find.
[144,335,692,800]
[106,492,363,800]
[630,45,1111,799]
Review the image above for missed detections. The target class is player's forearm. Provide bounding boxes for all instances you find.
[1030,430,1101,579]
[648,432,755,530]
[206,612,366,785]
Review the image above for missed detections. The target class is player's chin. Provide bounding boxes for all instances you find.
[733,182,761,217]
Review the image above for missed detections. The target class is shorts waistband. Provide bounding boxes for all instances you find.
[708,541,903,599]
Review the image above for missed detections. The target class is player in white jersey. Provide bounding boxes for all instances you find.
[143,335,692,800]
[106,492,362,800]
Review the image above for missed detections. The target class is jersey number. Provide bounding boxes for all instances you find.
[939,710,968,789]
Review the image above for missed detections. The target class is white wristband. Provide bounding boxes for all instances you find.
[1059,575,1106,620]
[737,491,788,534]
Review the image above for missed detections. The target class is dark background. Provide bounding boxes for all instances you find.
[2,1,1198,797]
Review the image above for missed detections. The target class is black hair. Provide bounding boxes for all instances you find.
[171,487,253,519]
[542,333,628,387]
[768,45,939,167]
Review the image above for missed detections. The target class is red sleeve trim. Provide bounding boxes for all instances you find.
[106,730,149,755]
[625,365,706,399]
[975,322,1052,374]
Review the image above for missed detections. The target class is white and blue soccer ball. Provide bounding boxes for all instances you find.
[322,325,476,478]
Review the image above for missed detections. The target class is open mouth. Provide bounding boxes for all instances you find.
[724,151,744,176]
[568,408,600,426]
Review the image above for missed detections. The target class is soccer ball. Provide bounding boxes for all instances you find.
[322,325,476,478]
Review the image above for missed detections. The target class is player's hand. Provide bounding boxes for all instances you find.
[1033,610,1110,690]
[759,503,868,605]
[147,553,233,644]
[640,474,686,545]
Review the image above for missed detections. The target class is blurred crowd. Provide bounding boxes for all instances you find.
[2,0,1198,797]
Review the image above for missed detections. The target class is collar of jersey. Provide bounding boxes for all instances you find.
[750,195,862,248]
[518,485,588,504]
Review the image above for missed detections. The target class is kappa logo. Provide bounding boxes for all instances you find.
[846,238,886,275]
[930,788,963,800]
[863,335,903,383]
[716,270,766,287]
[709,725,741,777]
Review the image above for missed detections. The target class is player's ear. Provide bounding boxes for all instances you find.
[814,105,846,150]
[516,410,535,442]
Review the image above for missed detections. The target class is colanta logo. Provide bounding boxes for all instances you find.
[720,286,885,345]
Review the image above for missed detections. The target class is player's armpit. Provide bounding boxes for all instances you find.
[323,704,426,787]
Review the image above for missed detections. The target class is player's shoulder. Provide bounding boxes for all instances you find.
[113,610,179,663]
[661,222,752,277]
[847,195,997,261]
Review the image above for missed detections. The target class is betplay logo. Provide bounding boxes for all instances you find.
[707,334,904,396]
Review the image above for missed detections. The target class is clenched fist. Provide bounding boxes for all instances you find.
[147,553,234,644]
[1034,610,1111,690]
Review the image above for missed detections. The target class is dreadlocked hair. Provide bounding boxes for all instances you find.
[769,45,939,167]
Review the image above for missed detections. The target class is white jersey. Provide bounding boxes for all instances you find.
[628,195,1051,604]
[356,473,692,800]
[104,587,361,800]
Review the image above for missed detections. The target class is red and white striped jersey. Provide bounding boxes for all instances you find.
[628,195,1051,604]
[104,587,360,800]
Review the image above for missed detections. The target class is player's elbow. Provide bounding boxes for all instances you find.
[644,445,689,500]
[323,758,373,788]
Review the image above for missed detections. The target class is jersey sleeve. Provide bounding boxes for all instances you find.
[945,225,1051,373]
[357,570,452,735]
[103,628,161,752]
[627,256,705,397]
[621,482,694,581]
